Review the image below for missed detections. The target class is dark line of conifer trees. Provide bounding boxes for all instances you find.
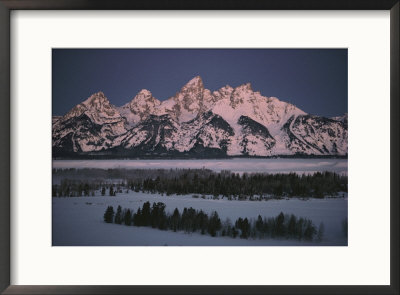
[103,202,321,241]
[128,171,346,198]
[53,180,124,197]
[53,169,347,199]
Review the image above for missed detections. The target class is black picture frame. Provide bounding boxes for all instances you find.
[0,1,399,294]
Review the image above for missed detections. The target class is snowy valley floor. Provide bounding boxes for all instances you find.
[52,191,347,246]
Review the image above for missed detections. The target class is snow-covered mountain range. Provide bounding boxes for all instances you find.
[52,76,348,158]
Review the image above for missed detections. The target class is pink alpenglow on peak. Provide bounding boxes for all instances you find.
[82,91,107,105]
[118,89,162,126]
[182,75,204,89]
[53,76,348,157]
[129,89,161,108]
[62,91,123,125]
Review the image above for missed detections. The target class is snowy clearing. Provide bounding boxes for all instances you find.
[53,191,347,246]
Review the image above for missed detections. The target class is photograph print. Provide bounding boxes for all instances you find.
[52,49,348,246]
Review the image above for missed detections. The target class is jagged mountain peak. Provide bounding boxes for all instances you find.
[136,88,152,96]
[131,89,160,105]
[235,82,252,92]
[161,75,206,122]
[53,78,347,158]
[179,75,204,94]
[117,89,162,127]
[63,91,116,121]
[82,91,110,107]
[184,75,203,86]
[213,85,234,101]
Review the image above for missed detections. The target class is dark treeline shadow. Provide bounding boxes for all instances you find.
[103,202,323,242]
[53,168,347,199]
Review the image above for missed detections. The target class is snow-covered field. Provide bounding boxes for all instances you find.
[53,158,348,175]
[52,191,347,246]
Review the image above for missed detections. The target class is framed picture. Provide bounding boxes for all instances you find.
[1,1,399,294]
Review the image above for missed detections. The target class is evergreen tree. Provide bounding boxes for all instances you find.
[208,211,222,237]
[151,202,167,230]
[288,214,297,237]
[103,206,114,223]
[303,220,316,241]
[115,205,122,224]
[275,212,285,236]
[232,227,238,238]
[141,201,151,226]
[124,209,132,226]
[255,215,264,235]
[133,207,142,226]
[104,202,319,242]
[197,210,209,235]
[170,208,180,232]
[83,183,90,196]
[239,218,250,239]
[296,218,305,240]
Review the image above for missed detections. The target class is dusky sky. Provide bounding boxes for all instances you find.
[52,49,347,117]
